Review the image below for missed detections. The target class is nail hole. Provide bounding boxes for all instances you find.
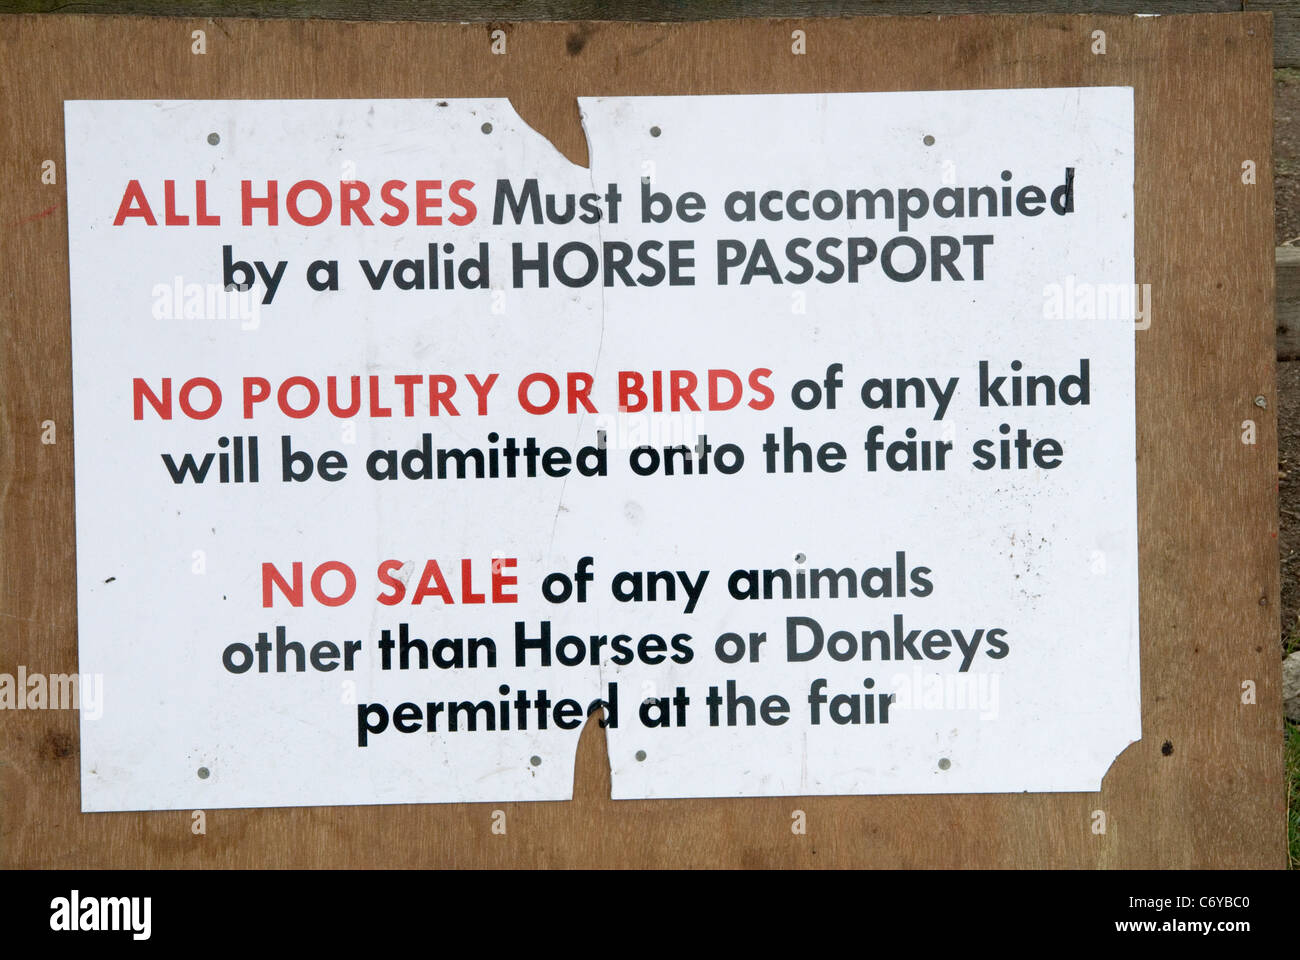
[206,133,220,146]
[923,134,935,146]
[635,750,647,761]
[1160,740,1173,756]
[529,755,541,766]
[481,122,493,134]
[937,757,951,770]
[649,125,661,137]
[197,766,210,779]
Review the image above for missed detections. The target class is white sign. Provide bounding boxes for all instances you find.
[65,90,1139,811]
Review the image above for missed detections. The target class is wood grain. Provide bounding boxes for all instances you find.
[0,12,1283,867]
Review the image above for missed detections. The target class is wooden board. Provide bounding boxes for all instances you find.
[0,12,1283,868]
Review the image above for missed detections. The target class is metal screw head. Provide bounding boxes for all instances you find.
[529,755,541,766]
[197,766,210,779]
[1254,395,1267,409]
[206,133,220,145]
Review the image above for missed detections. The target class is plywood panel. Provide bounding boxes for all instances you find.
[0,12,1282,867]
